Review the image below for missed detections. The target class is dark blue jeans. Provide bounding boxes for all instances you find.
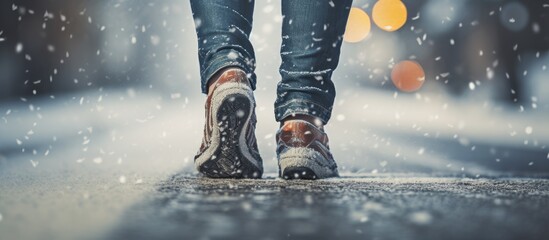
[190,0,352,124]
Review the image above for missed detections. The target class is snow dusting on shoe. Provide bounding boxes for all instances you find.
[195,68,263,179]
[276,120,339,180]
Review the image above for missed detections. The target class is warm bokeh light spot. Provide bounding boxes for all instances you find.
[391,60,425,92]
[344,7,371,43]
[372,0,408,32]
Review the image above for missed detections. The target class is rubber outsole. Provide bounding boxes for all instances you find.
[281,167,319,180]
[198,93,262,179]
[278,147,339,180]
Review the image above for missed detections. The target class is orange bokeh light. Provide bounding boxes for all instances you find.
[344,7,371,43]
[391,60,426,92]
[372,0,408,32]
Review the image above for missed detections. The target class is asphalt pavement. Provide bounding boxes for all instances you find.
[106,175,549,240]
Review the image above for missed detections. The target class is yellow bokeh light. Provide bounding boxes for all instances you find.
[344,7,371,43]
[391,60,426,92]
[372,0,408,32]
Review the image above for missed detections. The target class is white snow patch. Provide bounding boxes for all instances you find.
[409,211,433,225]
[227,51,239,60]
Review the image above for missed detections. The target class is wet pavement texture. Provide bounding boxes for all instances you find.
[107,176,549,240]
[1,90,549,240]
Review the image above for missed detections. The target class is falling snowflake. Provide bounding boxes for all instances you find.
[119,175,127,184]
[468,82,476,90]
[15,43,23,53]
[524,126,533,135]
[30,160,39,167]
[93,157,103,164]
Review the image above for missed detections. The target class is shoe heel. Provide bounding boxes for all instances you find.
[198,91,262,179]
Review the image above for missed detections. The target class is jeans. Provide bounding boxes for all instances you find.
[190,0,352,124]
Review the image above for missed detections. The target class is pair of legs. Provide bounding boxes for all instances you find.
[191,0,352,179]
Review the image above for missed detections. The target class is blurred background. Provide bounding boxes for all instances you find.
[1,0,548,176]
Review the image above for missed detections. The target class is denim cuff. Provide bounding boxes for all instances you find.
[274,99,333,125]
[201,49,256,94]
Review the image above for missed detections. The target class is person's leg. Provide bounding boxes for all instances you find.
[276,0,352,125]
[276,0,352,179]
[191,0,263,178]
[190,0,257,93]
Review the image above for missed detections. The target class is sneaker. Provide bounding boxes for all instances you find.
[276,120,339,179]
[195,68,263,178]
